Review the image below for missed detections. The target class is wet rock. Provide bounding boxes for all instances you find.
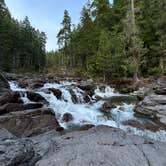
[23,103,43,110]
[69,89,78,104]
[119,106,125,112]
[142,95,166,106]
[0,91,22,106]
[0,129,35,166]
[0,103,23,115]
[101,101,116,113]
[62,113,73,122]
[18,79,29,88]
[29,81,44,89]
[155,88,166,95]
[83,94,91,103]
[48,88,62,99]
[122,119,163,132]
[26,91,47,103]
[131,87,153,101]
[0,108,62,137]
[153,77,166,95]
[135,94,166,127]
[79,124,95,131]
[123,119,142,128]
[0,103,44,115]
[78,83,94,91]
[77,83,95,97]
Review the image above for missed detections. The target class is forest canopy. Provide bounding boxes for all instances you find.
[0,0,165,79]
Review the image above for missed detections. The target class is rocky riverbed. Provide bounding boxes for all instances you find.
[0,73,166,166]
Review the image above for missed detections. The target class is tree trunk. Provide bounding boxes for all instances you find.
[159,56,164,74]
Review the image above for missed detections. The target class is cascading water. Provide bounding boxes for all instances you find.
[9,80,166,142]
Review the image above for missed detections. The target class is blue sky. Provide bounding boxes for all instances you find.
[5,0,112,51]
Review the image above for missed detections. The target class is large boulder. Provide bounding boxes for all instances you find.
[23,103,44,110]
[0,126,166,166]
[131,87,153,101]
[101,101,116,113]
[29,81,44,89]
[122,119,164,132]
[69,89,78,104]
[48,88,62,99]
[154,76,166,95]
[0,103,23,115]
[83,94,91,103]
[0,91,22,106]
[35,125,166,166]
[0,129,35,166]
[62,112,73,122]
[0,103,43,115]
[30,77,47,89]
[0,108,63,137]
[135,94,166,127]
[77,82,96,97]
[26,91,47,103]
[18,79,29,88]
[18,78,45,89]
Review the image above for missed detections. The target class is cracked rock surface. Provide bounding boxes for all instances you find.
[0,126,166,166]
[34,126,166,166]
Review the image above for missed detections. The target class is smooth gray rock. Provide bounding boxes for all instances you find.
[135,95,166,127]
[0,129,35,166]
[34,126,166,166]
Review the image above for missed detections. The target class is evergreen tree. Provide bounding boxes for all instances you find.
[57,10,71,68]
[123,0,146,79]
[95,29,111,81]
[0,2,46,72]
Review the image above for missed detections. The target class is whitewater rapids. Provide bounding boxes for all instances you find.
[9,81,166,142]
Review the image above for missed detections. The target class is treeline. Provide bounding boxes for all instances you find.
[0,0,46,72]
[48,0,166,80]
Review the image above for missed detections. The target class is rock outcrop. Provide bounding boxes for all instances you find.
[34,126,166,166]
[135,77,166,128]
[0,128,35,166]
[26,91,47,103]
[0,108,62,137]
[48,88,62,99]
[1,125,166,166]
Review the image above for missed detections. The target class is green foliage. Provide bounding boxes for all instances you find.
[52,0,166,79]
[91,29,112,80]
[57,10,71,48]
[2,0,165,77]
[0,1,46,72]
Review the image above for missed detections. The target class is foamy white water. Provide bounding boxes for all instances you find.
[9,81,166,142]
[94,85,119,98]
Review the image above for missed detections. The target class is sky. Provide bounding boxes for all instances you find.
[5,0,112,51]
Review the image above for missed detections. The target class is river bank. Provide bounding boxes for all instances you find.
[0,72,166,166]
